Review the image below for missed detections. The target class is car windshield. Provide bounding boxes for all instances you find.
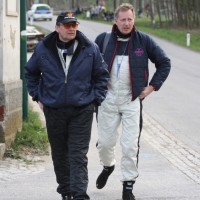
[36,6,50,11]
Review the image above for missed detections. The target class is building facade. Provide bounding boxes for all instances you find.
[0,0,22,159]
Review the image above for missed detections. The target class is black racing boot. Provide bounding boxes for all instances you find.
[62,194,73,200]
[73,195,90,200]
[122,181,135,200]
[96,165,115,189]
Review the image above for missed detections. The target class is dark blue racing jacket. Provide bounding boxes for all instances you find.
[25,30,109,108]
[95,25,171,101]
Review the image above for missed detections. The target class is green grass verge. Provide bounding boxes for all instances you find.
[5,108,49,161]
[135,18,200,52]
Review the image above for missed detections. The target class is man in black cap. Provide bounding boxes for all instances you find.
[25,12,109,200]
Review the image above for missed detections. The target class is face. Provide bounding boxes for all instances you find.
[56,22,78,42]
[115,9,135,34]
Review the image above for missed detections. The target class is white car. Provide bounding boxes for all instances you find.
[27,4,53,21]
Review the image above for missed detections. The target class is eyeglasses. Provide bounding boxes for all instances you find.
[61,23,78,29]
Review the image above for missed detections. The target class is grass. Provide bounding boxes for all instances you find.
[135,18,200,52]
[5,108,49,162]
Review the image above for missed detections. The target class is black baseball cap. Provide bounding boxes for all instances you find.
[56,12,79,24]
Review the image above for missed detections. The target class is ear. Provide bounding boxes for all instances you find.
[55,25,59,33]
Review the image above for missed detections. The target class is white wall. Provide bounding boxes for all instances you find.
[0,2,3,81]
[2,0,20,83]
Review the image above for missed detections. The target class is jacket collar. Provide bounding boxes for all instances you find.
[43,30,91,51]
[112,24,135,39]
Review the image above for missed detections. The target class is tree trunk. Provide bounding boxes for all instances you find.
[113,0,117,11]
[149,0,155,28]
[155,0,162,27]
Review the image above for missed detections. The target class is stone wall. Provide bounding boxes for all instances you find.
[0,0,22,159]
[0,81,22,145]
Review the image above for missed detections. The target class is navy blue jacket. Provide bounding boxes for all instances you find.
[25,30,109,108]
[95,25,171,101]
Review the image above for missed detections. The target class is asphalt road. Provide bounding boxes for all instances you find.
[8,17,199,200]
[32,16,200,154]
[1,100,200,200]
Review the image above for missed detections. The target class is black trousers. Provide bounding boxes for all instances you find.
[44,103,94,199]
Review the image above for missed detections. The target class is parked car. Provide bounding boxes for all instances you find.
[27,3,53,21]
[26,25,45,51]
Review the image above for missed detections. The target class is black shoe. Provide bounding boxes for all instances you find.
[96,165,115,189]
[122,181,135,200]
[122,191,135,200]
[62,194,72,200]
[73,199,89,200]
[72,194,89,200]
[73,197,89,200]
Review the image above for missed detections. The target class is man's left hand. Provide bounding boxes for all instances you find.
[139,85,154,99]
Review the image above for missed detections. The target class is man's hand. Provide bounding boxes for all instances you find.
[38,101,44,111]
[139,85,154,99]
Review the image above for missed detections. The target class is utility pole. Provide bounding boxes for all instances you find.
[20,0,28,119]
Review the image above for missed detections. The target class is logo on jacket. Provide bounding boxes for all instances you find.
[134,48,144,56]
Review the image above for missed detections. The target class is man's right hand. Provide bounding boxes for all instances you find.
[38,101,44,111]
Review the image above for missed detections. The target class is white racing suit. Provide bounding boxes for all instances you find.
[97,52,141,182]
[96,25,171,183]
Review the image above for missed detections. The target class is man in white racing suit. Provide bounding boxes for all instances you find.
[95,3,171,200]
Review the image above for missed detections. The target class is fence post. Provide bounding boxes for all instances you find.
[186,32,190,47]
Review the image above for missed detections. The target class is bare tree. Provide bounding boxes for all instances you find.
[113,0,117,11]
[149,0,155,28]
[25,0,200,28]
